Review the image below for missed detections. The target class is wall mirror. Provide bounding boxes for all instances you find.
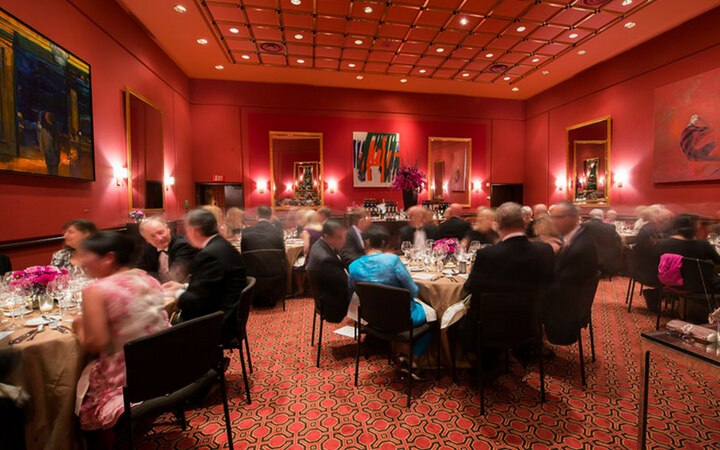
[428,137,471,206]
[270,132,323,209]
[567,116,611,206]
[126,87,164,212]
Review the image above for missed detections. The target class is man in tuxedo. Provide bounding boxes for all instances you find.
[342,207,369,264]
[0,254,11,276]
[460,202,555,352]
[307,221,349,323]
[438,203,471,241]
[317,206,331,225]
[581,209,622,276]
[135,216,197,282]
[398,206,438,250]
[545,201,599,345]
[241,205,285,252]
[163,209,247,343]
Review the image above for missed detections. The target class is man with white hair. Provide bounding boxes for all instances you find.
[605,209,618,224]
[581,209,622,276]
[135,216,197,282]
[438,203,471,241]
[398,206,438,249]
[526,203,549,238]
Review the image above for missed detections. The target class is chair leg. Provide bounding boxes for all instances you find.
[407,341,413,407]
[450,327,457,384]
[354,333,361,387]
[436,325,441,381]
[311,312,317,346]
[388,342,393,365]
[656,295,664,330]
[218,367,235,449]
[627,279,636,312]
[244,336,253,374]
[238,345,251,405]
[578,331,586,387]
[589,318,596,364]
[316,316,324,368]
[478,344,485,416]
[538,337,545,403]
[282,295,286,312]
[174,408,187,430]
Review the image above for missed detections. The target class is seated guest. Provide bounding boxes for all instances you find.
[349,225,436,358]
[605,209,618,224]
[0,254,10,276]
[461,207,499,249]
[636,206,672,286]
[460,202,555,353]
[293,209,313,236]
[202,205,226,238]
[581,209,622,276]
[438,203,471,241]
[545,202,599,345]
[241,205,285,252]
[293,212,323,296]
[532,215,563,254]
[656,213,720,266]
[342,207,370,264]
[73,232,169,435]
[398,206,438,249]
[526,203,548,238]
[163,209,247,342]
[51,219,98,271]
[634,205,650,231]
[134,216,197,283]
[317,206,331,225]
[307,221,349,322]
[521,206,533,230]
[225,207,246,240]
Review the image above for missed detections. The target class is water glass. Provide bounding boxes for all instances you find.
[38,294,54,313]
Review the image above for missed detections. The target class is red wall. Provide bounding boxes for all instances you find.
[189,80,526,216]
[0,0,192,267]
[525,7,720,217]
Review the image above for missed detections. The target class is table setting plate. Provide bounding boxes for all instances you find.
[4,307,31,317]
[25,315,61,327]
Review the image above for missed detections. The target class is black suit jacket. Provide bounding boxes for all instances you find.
[545,227,599,345]
[342,226,365,265]
[241,220,285,252]
[460,236,555,350]
[635,223,663,286]
[307,239,349,323]
[439,216,472,241]
[398,224,439,249]
[0,254,11,276]
[178,236,247,343]
[581,219,622,275]
[134,233,197,282]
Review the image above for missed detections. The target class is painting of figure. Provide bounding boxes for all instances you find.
[352,132,399,187]
[654,67,720,183]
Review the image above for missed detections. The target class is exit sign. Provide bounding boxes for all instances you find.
[213,175,225,182]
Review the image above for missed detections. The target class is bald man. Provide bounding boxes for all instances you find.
[438,203,471,241]
[398,206,438,249]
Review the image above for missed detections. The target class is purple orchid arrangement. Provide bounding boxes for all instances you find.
[10,266,68,294]
[390,165,427,193]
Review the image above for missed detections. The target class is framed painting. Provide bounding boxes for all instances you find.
[654,66,720,183]
[0,7,94,181]
[352,131,399,187]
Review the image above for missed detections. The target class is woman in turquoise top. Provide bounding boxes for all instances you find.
[348,225,433,357]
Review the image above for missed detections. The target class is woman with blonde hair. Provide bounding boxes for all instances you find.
[532,215,563,254]
[225,207,245,240]
[202,205,227,238]
[461,207,499,249]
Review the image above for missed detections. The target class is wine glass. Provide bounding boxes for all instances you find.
[401,241,412,260]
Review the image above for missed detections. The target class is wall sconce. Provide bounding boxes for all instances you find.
[443,182,448,192]
[615,171,627,188]
[328,180,337,193]
[113,166,128,186]
[164,175,175,190]
[472,181,482,193]
[286,183,293,192]
[555,178,565,191]
[257,179,267,194]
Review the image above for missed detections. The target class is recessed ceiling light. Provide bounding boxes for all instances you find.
[512,87,519,92]
[625,22,636,29]
[364,6,373,13]
[462,73,470,77]
[542,70,549,75]
[436,48,445,53]
[173,5,187,13]
[459,17,469,26]
[297,59,305,64]
[294,34,303,40]
[531,58,540,63]
[356,75,363,80]
[291,0,301,5]
[503,76,511,81]
[569,33,578,39]
[215,65,224,70]
[196,38,208,45]
[348,63,356,68]
[516,26,526,32]
[577,50,586,55]
[622,0,632,5]
[241,54,250,60]
[400,78,408,83]
[485,53,494,58]
[229,28,239,34]
[354,39,363,45]
[419,69,427,73]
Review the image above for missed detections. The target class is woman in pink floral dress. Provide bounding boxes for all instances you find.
[73,232,170,432]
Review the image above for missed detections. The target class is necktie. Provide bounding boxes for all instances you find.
[158,249,169,274]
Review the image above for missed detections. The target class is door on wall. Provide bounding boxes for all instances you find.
[490,184,523,207]
[195,183,244,209]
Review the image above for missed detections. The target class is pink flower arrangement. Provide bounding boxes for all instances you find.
[433,238,459,255]
[129,209,145,221]
[390,165,427,193]
[10,266,68,293]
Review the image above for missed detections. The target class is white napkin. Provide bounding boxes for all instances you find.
[411,272,437,280]
[0,331,12,342]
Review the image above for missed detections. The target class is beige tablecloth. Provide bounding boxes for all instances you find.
[285,244,304,290]
[2,310,85,450]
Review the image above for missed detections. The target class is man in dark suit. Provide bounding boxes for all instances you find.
[135,216,197,282]
[241,205,285,253]
[545,201,599,345]
[460,202,555,352]
[342,207,369,265]
[307,221,349,323]
[581,209,622,276]
[0,254,11,276]
[438,203,471,241]
[398,206,438,250]
[163,209,247,343]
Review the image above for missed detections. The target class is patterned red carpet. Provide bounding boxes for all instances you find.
[137,278,720,449]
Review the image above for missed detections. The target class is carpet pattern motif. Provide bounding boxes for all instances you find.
[137,278,720,449]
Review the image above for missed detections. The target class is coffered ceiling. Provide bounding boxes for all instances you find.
[116,0,720,99]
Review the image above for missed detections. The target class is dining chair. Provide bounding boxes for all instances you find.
[224,276,257,404]
[657,257,717,330]
[573,272,601,386]
[307,269,349,368]
[353,282,440,407]
[242,249,287,310]
[122,311,234,449]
